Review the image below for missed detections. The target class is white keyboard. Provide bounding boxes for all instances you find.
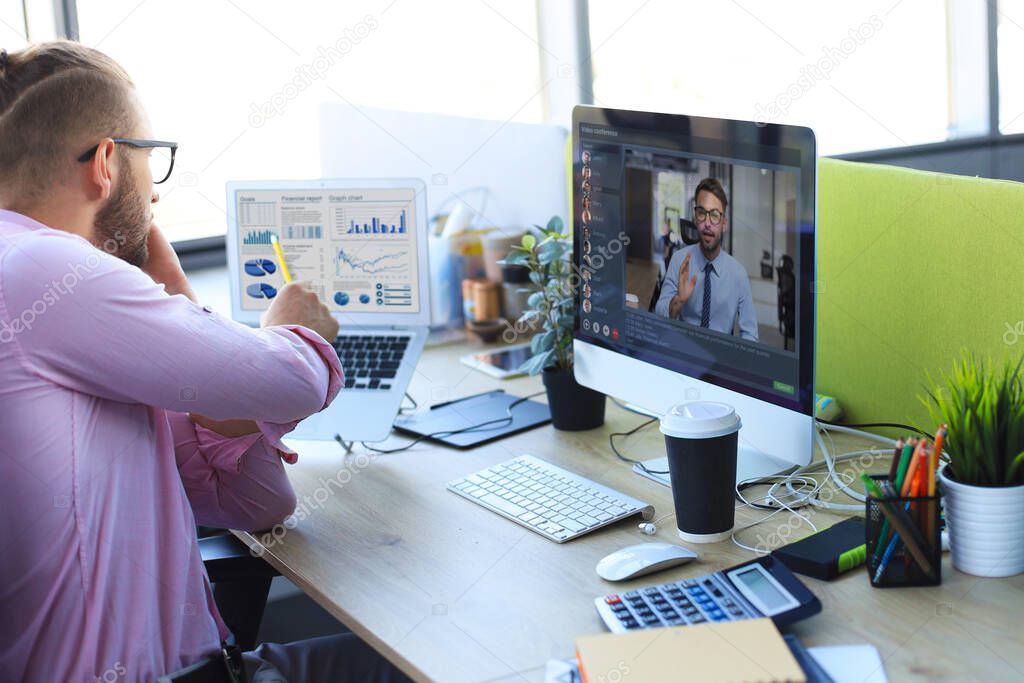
[447,455,654,542]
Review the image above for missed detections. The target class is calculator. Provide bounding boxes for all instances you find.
[594,555,821,632]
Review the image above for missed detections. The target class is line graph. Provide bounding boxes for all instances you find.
[334,246,410,276]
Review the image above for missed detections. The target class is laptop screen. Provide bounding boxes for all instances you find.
[233,186,422,314]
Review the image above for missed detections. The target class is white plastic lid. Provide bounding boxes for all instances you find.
[659,401,741,439]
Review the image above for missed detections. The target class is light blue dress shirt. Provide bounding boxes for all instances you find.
[654,244,759,341]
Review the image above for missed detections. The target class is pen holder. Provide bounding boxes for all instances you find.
[865,476,942,588]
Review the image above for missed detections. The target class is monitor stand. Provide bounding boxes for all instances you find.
[632,445,798,488]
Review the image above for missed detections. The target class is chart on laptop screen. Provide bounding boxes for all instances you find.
[235,188,420,313]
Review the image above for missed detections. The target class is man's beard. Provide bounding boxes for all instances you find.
[700,229,723,257]
[93,161,150,268]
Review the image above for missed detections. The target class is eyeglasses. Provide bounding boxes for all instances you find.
[77,138,179,184]
[694,204,724,226]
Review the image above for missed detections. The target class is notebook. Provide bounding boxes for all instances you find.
[575,618,805,683]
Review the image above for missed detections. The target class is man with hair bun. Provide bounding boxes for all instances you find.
[0,41,408,683]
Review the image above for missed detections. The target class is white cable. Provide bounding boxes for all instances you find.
[820,421,899,447]
[731,470,827,554]
[730,495,820,555]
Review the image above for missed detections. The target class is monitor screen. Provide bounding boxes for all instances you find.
[573,108,815,414]
[232,187,422,314]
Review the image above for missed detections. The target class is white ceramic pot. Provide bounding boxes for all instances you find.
[939,464,1024,577]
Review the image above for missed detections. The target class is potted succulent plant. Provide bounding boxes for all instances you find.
[921,353,1024,577]
[504,218,605,430]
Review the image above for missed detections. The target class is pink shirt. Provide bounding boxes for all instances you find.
[0,210,343,683]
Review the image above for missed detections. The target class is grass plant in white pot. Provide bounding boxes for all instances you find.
[921,353,1024,577]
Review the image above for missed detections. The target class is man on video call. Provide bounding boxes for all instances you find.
[655,178,758,341]
[0,41,410,683]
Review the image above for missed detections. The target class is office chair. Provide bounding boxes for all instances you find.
[198,527,279,652]
[679,218,699,246]
[776,255,796,351]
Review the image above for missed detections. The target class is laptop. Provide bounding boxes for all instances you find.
[226,178,430,442]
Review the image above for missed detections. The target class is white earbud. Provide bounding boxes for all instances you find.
[638,522,657,535]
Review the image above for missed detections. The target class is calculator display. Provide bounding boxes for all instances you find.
[729,565,797,615]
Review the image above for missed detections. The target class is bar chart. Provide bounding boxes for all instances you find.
[346,210,406,235]
[333,205,409,238]
[242,229,278,246]
[285,224,323,239]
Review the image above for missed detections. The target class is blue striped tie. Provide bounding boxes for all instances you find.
[700,262,714,328]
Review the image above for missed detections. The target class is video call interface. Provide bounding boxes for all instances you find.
[577,124,804,403]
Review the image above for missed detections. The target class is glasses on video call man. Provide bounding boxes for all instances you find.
[654,178,759,342]
[0,41,410,683]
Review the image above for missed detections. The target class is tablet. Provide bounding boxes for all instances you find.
[459,344,531,379]
[393,389,551,449]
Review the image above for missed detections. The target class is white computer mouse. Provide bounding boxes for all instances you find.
[596,542,699,582]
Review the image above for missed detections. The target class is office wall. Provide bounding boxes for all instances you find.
[730,165,773,277]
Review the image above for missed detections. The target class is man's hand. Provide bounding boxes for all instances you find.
[142,223,197,302]
[669,252,698,319]
[261,281,339,342]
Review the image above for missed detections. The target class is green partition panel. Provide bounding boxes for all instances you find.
[816,158,1024,431]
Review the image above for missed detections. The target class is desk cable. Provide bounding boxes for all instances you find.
[608,416,666,475]
[336,390,547,454]
[606,412,924,551]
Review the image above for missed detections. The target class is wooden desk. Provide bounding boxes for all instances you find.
[235,340,1024,683]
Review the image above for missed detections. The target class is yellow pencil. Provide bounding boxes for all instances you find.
[270,234,292,283]
[928,426,944,497]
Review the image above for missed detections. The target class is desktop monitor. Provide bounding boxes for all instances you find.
[571,106,816,483]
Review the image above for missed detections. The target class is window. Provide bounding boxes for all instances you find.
[0,0,28,50]
[999,0,1024,133]
[76,0,543,242]
[587,0,949,155]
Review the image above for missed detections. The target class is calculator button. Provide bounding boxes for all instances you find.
[621,618,640,629]
[605,596,622,605]
[689,614,707,623]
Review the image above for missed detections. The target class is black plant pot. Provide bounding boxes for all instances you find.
[542,367,606,431]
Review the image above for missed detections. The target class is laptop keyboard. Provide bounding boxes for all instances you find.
[334,334,410,391]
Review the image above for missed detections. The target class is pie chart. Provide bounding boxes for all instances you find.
[244,258,277,277]
[334,292,350,306]
[358,294,371,304]
[246,283,277,299]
